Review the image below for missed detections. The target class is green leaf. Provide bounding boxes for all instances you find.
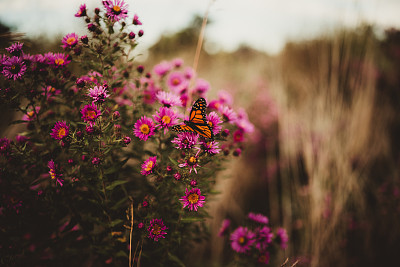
[110,219,123,227]
[168,156,178,166]
[167,252,186,267]
[105,180,128,190]
[104,157,129,175]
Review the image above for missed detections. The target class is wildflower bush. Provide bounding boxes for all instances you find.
[0,1,288,266]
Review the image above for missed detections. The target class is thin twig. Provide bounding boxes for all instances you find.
[129,199,134,267]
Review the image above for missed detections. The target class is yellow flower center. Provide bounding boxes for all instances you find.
[86,110,97,119]
[162,115,171,124]
[152,224,161,235]
[238,236,245,244]
[189,156,197,164]
[208,121,213,127]
[49,169,56,180]
[113,5,121,12]
[58,128,67,139]
[11,65,16,70]
[172,78,180,86]
[48,86,56,93]
[27,111,35,118]
[140,124,150,134]
[67,37,76,45]
[55,58,64,65]
[188,193,199,204]
[145,161,154,172]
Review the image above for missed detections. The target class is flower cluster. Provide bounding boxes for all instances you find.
[219,212,289,265]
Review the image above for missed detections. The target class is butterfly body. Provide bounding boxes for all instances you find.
[172,98,214,140]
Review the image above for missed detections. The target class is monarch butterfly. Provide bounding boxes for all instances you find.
[172,98,214,140]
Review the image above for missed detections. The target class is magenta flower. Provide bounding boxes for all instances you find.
[218,219,231,237]
[48,53,71,68]
[179,187,206,211]
[133,116,156,141]
[81,103,101,122]
[75,4,87,17]
[219,105,237,123]
[141,156,157,175]
[235,108,254,133]
[171,132,199,150]
[233,129,244,143]
[172,58,183,68]
[50,121,70,140]
[156,91,182,107]
[275,228,289,249]
[167,71,188,93]
[179,154,201,174]
[5,42,23,56]
[103,0,128,22]
[199,140,221,155]
[258,251,270,265]
[153,107,179,134]
[22,106,40,121]
[153,61,172,76]
[2,56,26,80]
[230,226,255,253]
[194,78,210,96]
[132,14,142,25]
[148,218,167,241]
[207,111,223,135]
[62,33,79,49]
[48,160,63,186]
[248,212,269,224]
[88,85,110,103]
[218,90,233,106]
[254,226,273,251]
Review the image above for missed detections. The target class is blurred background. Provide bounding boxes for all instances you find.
[1,0,400,266]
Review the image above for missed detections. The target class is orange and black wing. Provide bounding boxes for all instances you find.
[188,98,207,124]
[172,124,196,133]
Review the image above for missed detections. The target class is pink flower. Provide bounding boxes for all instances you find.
[153,61,172,76]
[50,121,70,140]
[81,103,101,122]
[103,0,129,22]
[248,212,269,224]
[179,154,201,174]
[5,42,23,56]
[22,106,40,121]
[207,111,223,135]
[167,71,188,93]
[258,251,270,265]
[171,132,198,150]
[141,156,157,175]
[275,228,289,249]
[47,52,71,68]
[235,108,254,133]
[179,187,206,211]
[230,226,255,253]
[2,56,26,80]
[133,116,156,141]
[254,226,273,251]
[219,105,237,123]
[199,140,221,155]
[218,219,231,237]
[156,91,182,107]
[48,160,64,186]
[62,33,79,49]
[88,85,110,103]
[132,14,142,25]
[193,78,210,96]
[153,107,179,134]
[148,218,167,241]
[75,4,87,17]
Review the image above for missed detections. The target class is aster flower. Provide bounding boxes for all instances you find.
[207,111,223,135]
[2,56,27,80]
[48,160,64,186]
[183,67,194,79]
[248,212,269,224]
[148,218,167,241]
[48,53,71,68]
[103,0,128,22]
[167,71,188,93]
[258,251,270,265]
[194,78,210,96]
[22,106,40,121]
[88,85,110,103]
[179,187,206,211]
[156,91,182,107]
[132,14,142,25]
[141,156,157,175]
[219,105,237,123]
[171,132,198,150]
[218,219,231,237]
[275,228,289,249]
[174,173,181,181]
[133,116,155,141]
[233,129,244,143]
[153,61,172,76]
[153,107,179,134]
[254,226,273,251]
[199,140,221,155]
[179,154,201,174]
[50,121,70,140]
[235,108,255,133]
[75,4,87,17]
[230,226,255,253]
[5,42,23,57]
[62,33,79,49]
[81,103,101,122]
[218,90,233,106]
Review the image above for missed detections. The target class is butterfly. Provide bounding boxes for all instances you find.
[172,97,214,140]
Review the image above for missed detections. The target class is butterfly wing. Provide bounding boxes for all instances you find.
[189,98,207,124]
[171,124,197,133]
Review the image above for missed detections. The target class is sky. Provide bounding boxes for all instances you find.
[0,0,399,55]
